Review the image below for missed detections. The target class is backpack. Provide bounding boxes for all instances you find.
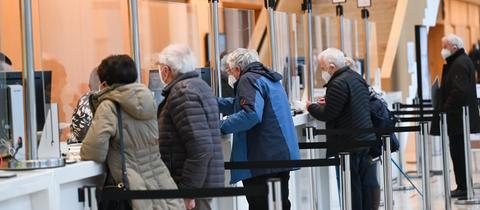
[368,95,400,158]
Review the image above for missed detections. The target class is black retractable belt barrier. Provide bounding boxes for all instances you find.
[98,185,267,200]
[307,126,420,136]
[298,141,382,150]
[83,148,344,208]
[224,158,340,170]
[396,117,434,123]
[298,142,328,149]
[391,110,438,115]
[85,128,397,209]
[395,103,433,109]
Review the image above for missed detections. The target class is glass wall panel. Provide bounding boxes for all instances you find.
[1,1,23,158]
[223,8,255,52]
[34,0,131,141]
[138,0,206,103]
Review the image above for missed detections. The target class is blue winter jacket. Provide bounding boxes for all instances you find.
[218,62,300,184]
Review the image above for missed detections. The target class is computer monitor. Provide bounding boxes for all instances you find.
[204,33,227,65]
[0,74,8,140]
[0,71,52,131]
[196,67,211,87]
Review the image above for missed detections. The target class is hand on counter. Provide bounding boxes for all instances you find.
[184,198,195,210]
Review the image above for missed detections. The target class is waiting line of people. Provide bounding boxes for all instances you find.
[75,33,479,210]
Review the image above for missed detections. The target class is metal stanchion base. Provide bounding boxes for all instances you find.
[393,186,414,191]
[454,198,480,205]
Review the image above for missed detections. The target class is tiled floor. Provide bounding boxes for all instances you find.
[392,176,480,210]
[391,156,480,210]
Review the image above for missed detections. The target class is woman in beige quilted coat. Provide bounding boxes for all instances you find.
[81,55,185,210]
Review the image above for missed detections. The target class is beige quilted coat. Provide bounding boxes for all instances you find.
[81,83,185,210]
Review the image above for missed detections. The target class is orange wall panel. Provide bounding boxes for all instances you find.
[450,0,469,26]
[0,0,23,70]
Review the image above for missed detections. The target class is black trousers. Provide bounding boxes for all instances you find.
[449,134,467,190]
[242,171,291,210]
[342,152,380,210]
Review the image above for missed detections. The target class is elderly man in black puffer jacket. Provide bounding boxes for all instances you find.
[156,44,225,210]
[307,48,378,210]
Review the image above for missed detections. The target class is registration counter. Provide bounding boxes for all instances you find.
[0,161,103,210]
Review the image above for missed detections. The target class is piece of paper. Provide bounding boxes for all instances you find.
[357,0,371,7]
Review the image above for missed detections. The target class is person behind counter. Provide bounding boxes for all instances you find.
[0,52,13,71]
[155,44,225,210]
[68,68,100,144]
[307,48,377,210]
[80,55,184,210]
[218,48,300,210]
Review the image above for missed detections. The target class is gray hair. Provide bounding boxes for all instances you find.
[226,48,260,71]
[443,34,464,49]
[344,56,356,71]
[156,44,197,75]
[220,53,229,72]
[0,61,13,72]
[89,67,100,91]
[318,48,346,69]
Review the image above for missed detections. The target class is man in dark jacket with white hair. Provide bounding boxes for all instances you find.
[435,34,480,198]
[307,48,378,210]
[156,44,225,210]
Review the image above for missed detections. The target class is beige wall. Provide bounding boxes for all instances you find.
[391,0,427,97]
[428,0,480,81]
[312,0,397,71]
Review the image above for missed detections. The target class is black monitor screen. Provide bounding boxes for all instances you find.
[196,67,211,87]
[0,71,52,131]
[0,74,8,140]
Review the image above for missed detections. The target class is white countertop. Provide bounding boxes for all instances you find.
[0,161,104,202]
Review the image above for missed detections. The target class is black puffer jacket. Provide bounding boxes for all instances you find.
[157,71,225,189]
[308,67,375,157]
[431,49,480,135]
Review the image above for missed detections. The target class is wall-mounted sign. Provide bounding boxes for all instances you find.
[332,0,347,4]
[357,0,372,7]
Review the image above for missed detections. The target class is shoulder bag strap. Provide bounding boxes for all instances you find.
[114,101,129,190]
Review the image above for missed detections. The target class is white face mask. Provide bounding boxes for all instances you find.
[441,48,452,59]
[321,71,332,83]
[228,75,237,88]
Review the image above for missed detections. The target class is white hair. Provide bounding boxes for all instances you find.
[344,56,356,71]
[220,54,229,72]
[443,34,464,49]
[156,44,197,74]
[89,67,100,91]
[318,48,346,69]
[226,48,260,71]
